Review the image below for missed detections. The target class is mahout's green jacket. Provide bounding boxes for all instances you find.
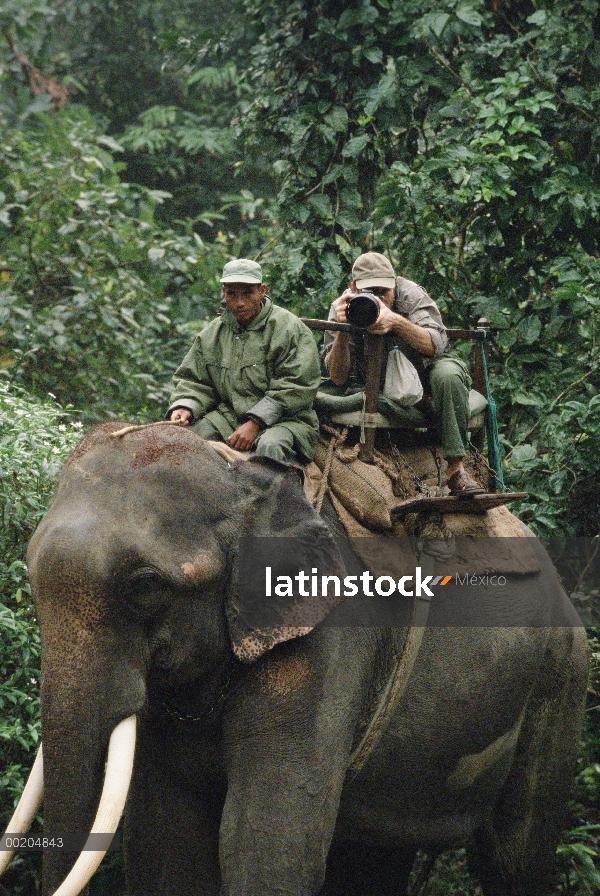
[169,298,320,460]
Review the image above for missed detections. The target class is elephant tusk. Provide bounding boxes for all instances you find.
[0,745,44,876]
[50,714,137,896]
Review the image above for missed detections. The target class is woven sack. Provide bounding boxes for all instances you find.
[313,441,397,531]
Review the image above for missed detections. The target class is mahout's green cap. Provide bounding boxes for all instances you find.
[220,258,263,284]
[352,252,396,289]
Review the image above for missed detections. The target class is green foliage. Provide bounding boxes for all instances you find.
[0,0,227,131]
[0,106,227,420]
[118,57,244,230]
[238,0,402,302]
[0,0,56,54]
[123,103,231,156]
[0,0,64,125]
[116,19,276,237]
[367,1,600,534]
[0,0,263,239]
[0,382,80,761]
[557,628,600,894]
[0,382,82,893]
[557,826,600,895]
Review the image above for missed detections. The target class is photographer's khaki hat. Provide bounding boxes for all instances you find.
[352,252,396,289]
[220,258,263,284]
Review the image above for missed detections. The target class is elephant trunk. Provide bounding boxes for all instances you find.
[0,716,136,896]
[38,632,145,896]
[49,715,136,896]
[40,683,140,896]
[23,511,148,895]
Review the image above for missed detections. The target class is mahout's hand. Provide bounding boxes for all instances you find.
[169,408,192,425]
[228,419,260,451]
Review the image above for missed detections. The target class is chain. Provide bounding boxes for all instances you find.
[162,701,210,724]
[431,447,443,488]
[161,673,233,724]
[467,440,510,493]
[384,440,434,497]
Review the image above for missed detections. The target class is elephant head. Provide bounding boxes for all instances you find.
[3,423,345,896]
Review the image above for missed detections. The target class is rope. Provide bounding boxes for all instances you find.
[320,423,347,440]
[371,449,400,482]
[348,548,436,773]
[347,611,426,772]
[479,332,505,489]
[310,432,439,772]
[109,419,184,439]
[376,444,432,498]
[313,426,348,513]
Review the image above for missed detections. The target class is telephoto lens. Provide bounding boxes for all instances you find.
[346,290,380,328]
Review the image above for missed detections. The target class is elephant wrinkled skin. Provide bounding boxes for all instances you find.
[4,423,589,896]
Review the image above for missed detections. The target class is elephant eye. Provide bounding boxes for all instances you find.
[126,567,164,592]
[119,567,171,620]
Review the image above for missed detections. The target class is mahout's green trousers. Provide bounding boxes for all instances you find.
[192,415,297,463]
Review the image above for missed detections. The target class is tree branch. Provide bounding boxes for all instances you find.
[423,41,473,96]
[505,369,595,462]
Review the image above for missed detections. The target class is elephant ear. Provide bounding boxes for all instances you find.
[226,456,347,663]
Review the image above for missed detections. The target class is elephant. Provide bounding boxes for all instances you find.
[0,422,589,896]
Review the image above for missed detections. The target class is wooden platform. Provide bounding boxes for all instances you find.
[391,492,528,520]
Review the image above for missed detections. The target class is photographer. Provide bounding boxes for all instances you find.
[322,252,483,495]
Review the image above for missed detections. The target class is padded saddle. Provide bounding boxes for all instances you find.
[314,389,488,431]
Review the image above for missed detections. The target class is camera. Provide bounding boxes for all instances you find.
[345,290,381,329]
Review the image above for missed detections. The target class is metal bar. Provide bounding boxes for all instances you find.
[446,328,487,340]
[473,317,491,398]
[472,317,489,452]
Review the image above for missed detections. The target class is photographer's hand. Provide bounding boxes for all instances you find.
[332,289,356,323]
[368,299,435,356]
[367,299,396,335]
[326,291,354,385]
